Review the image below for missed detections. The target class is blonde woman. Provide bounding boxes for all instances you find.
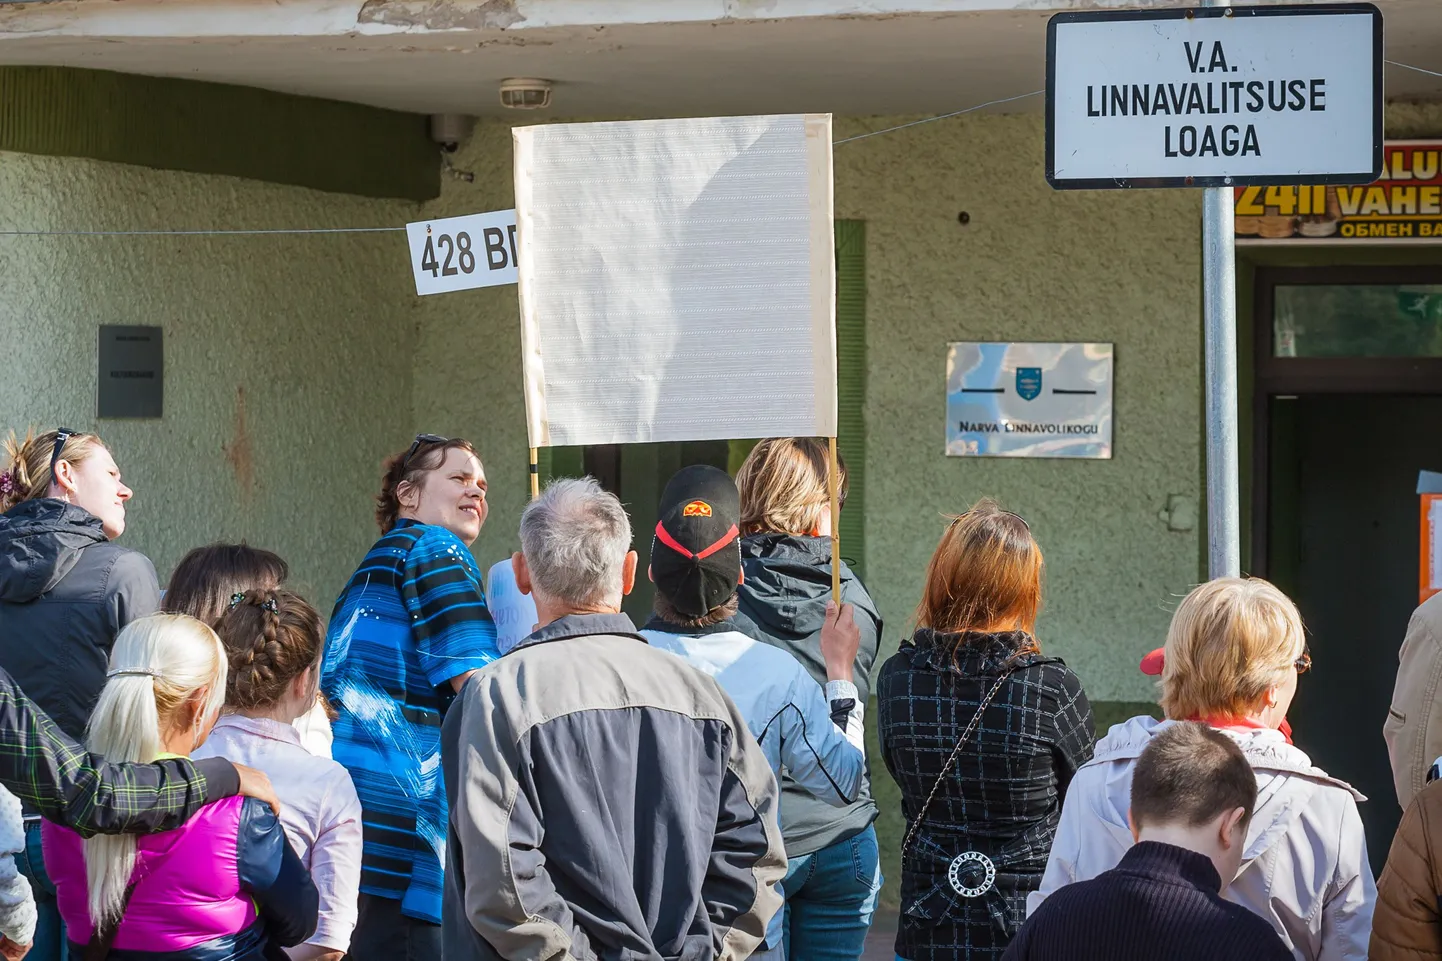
[1,427,160,961]
[0,429,158,740]
[733,438,884,961]
[1031,577,1375,960]
[43,615,318,960]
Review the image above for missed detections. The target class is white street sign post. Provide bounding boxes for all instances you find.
[1047,2,1382,578]
[405,209,519,296]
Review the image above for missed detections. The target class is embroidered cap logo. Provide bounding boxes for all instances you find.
[681,500,713,518]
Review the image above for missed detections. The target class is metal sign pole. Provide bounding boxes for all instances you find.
[1200,0,1240,580]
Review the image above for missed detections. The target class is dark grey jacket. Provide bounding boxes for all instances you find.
[0,499,160,740]
[441,612,786,961]
[733,533,882,857]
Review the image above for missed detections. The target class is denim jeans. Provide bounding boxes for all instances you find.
[15,821,63,960]
[781,824,883,961]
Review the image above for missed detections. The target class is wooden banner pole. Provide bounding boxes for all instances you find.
[529,448,540,501]
[828,436,841,602]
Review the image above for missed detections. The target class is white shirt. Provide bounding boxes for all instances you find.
[196,714,363,956]
[641,625,867,950]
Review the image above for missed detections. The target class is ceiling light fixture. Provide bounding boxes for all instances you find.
[500,78,553,110]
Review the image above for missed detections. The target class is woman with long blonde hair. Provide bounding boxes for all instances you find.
[878,500,1094,961]
[43,614,317,960]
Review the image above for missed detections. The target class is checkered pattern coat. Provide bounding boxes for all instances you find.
[878,630,1094,961]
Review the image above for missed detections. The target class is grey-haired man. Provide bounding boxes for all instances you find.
[441,477,786,961]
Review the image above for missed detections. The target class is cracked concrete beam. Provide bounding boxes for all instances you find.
[357,0,526,31]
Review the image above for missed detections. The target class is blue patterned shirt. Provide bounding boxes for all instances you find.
[322,520,499,924]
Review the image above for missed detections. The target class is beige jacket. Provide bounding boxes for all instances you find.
[1386,593,1442,810]
[1372,779,1442,961]
[1032,716,1375,960]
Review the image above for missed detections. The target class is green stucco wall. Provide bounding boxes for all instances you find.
[0,150,422,604]
[9,91,1442,915]
[415,112,1205,704]
[838,112,1204,702]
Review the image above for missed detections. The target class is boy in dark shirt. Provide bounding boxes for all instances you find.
[1003,722,1292,961]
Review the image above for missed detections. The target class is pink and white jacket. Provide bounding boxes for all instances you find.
[44,795,318,961]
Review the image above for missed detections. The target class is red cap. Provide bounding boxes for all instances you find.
[1139,646,1294,742]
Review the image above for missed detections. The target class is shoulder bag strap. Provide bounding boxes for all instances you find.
[900,669,1016,864]
[83,881,139,961]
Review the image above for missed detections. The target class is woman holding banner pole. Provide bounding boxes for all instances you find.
[733,437,883,961]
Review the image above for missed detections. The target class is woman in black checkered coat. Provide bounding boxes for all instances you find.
[878,500,1095,961]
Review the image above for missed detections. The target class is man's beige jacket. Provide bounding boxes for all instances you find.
[1386,592,1442,810]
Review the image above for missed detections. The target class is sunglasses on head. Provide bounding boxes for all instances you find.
[49,428,78,480]
[401,433,449,471]
[951,508,1031,533]
[1294,648,1312,675]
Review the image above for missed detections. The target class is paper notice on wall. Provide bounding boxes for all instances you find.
[513,114,836,448]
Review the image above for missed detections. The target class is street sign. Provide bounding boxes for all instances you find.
[1047,4,1383,189]
[405,209,518,296]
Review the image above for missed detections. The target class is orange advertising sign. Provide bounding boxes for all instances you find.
[1235,140,1442,243]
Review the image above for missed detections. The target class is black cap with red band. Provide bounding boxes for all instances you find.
[652,465,743,618]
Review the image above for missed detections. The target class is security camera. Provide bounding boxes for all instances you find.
[428,114,474,153]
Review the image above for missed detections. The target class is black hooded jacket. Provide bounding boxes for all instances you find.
[0,499,160,741]
[733,533,882,857]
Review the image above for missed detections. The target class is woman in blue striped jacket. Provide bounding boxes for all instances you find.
[320,434,500,961]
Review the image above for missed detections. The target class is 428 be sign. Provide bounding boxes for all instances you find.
[405,209,519,296]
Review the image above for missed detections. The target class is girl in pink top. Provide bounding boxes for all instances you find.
[195,590,362,961]
[43,614,317,961]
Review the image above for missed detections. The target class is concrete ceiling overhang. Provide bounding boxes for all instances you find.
[0,0,1438,117]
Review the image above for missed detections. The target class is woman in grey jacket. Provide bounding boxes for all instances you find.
[732,438,884,961]
[0,427,160,961]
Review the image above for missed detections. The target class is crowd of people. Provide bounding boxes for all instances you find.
[2,424,1442,960]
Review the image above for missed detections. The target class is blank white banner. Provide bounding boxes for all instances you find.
[514,114,837,448]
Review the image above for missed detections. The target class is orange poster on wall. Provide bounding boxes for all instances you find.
[1236,141,1442,244]
[1423,495,1442,606]
[1421,471,1442,605]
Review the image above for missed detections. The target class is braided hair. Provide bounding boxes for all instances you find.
[214,589,324,711]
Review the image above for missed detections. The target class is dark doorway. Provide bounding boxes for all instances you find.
[1266,394,1442,873]
[1253,266,1442,877]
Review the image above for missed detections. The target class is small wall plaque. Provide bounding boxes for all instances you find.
[98,326,163,419]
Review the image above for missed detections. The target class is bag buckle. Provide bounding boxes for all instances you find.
[947,851,996,898]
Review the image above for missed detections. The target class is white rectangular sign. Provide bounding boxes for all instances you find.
[946,343,1113,459]
[487,559,538,655]
[1047,5,1382,188]
[514,114,836,448]
[405,209,518,295]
